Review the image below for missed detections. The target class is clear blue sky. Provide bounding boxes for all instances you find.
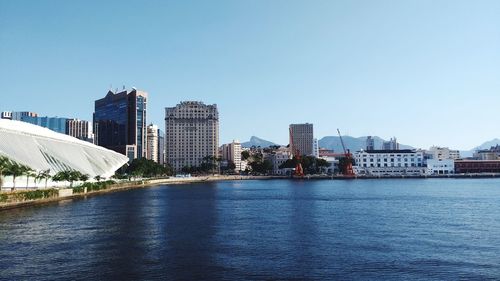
[1,0,499,150]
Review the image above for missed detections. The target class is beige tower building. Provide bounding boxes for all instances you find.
[221,140,243,171]
[289,123,314,156]
[165,101,219,171]
[66,119,91,142]
[146,124,159,162]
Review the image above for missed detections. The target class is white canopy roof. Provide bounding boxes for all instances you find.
[0,119,128,177]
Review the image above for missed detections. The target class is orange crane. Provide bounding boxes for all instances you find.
[289,127,304,177]
[337,129,355,177]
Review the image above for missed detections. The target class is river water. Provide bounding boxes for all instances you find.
[1,179,500,280]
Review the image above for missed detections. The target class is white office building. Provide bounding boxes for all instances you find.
[354,149,426,176]
[426,159,454,175]
[146,124,159,163]
[427,146,460,160]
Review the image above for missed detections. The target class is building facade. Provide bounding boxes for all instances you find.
[265,147,292,175]
[427,146,460,160]
[382,137,399,150]
[158,129,165,165]
[94,88,148,159]
[426,159,455,175]
[454,160,500,173]
[66,119,91,142]
[221,140,243,171]
[22,116,68,134]
[354,149,425,176]
[146,124,159,163]
[289,123,314,156]
[1,111,38,120]
[165,101,219,172]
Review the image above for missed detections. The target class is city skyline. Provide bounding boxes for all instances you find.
[1,1,500,150]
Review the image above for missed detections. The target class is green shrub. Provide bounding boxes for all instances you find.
[14,189,58,201]
[0,193,7,203]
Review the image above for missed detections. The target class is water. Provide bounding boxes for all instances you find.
[1,179,500,280]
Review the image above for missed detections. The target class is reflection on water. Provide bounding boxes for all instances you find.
[1,179,500,280]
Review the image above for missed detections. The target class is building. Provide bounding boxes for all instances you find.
[158,129,165,165]
[165,101,219,172]
[221,140,243,171]
[473,145,500,160]
[426,159,454,175]
[22,116,68,134]
[146,124,159,162]
[354,149,425,176]
[455,160,500,174]
[427,146,460,160]
[382,137,399,150]
[1,111,38,120]
[289,123,314,156]
[313,138,320,158]
[66,119,91,142]
[94,88,148,159]
[0,119,128,180]
[366,136,375,150]
[265,146,292,175]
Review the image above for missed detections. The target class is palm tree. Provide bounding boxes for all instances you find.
[0,156,11,191]
[7,162,27,191]
[35,170,51,189]
[25,167,36,190]
[94,175,102,182]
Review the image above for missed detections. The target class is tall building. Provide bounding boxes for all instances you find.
[146,124,159,162]
[366,136,375,150]
[313,138,320,158]
[165,101,219,172]
[94,88,148,159]
[428,146,460,160]
[22,116,68,134]
[158,129,165,165]
[289,123,314,156]
[382,137,399,150]
[66,119,91,141]
[1,111,38,120]
[221,140,243,171]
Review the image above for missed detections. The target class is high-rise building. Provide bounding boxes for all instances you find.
[146,124,159,163]
[94,88,148,159]
[289,123,314,156]
[66,119,91,141]
[158,129,165,165]
[313,138,319,158]
[1,111,38,120]
[221,140,243,171]
[22,116,68,134]
[382,137,399,150]
[366,136,375,150]
[165,101,219,172]
[428,146,460,160]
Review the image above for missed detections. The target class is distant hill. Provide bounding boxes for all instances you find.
[460,138,500,158]
[242,136,279,148]
[318,136,414,152]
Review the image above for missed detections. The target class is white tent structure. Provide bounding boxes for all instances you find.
[0,119,128,178]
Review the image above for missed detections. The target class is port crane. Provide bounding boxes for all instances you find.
[289,127,304,177]
[337,129,355,177]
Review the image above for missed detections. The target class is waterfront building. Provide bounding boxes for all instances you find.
[382,137,399,150]
[158,129,165,165]
[66,119,91,142]
[354,149,425,176]
[0,119,128,180]
[473,145,500,160]
[146,124,159,163]
[221,140,243,171]
[455,160,500,174]
[289,123,314,156]
[428,146,460,160]
[266,146,292,175]
[426,159,455,175]
[165,101,219,172]
[94,88,148,159]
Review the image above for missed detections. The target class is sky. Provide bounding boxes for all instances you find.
[1,0,499,150]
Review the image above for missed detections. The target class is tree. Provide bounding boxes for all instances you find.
[25,167,36,189]
[0,156,11,190]
[79,173,89,183]
[52,171,71,186]
[6,162,29,191]
[241,151,250,161]
[35,170,51,189]
[94,175,102,182]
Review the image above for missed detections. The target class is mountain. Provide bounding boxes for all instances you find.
[242,136,279,148]
[460,138,500,158]
[318,136,414,152]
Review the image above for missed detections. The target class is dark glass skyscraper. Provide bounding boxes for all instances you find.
[94,88,148,159]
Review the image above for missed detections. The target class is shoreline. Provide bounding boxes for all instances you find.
[2,173,500,211]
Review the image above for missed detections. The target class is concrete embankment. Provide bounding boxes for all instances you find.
[0,175,287,211]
